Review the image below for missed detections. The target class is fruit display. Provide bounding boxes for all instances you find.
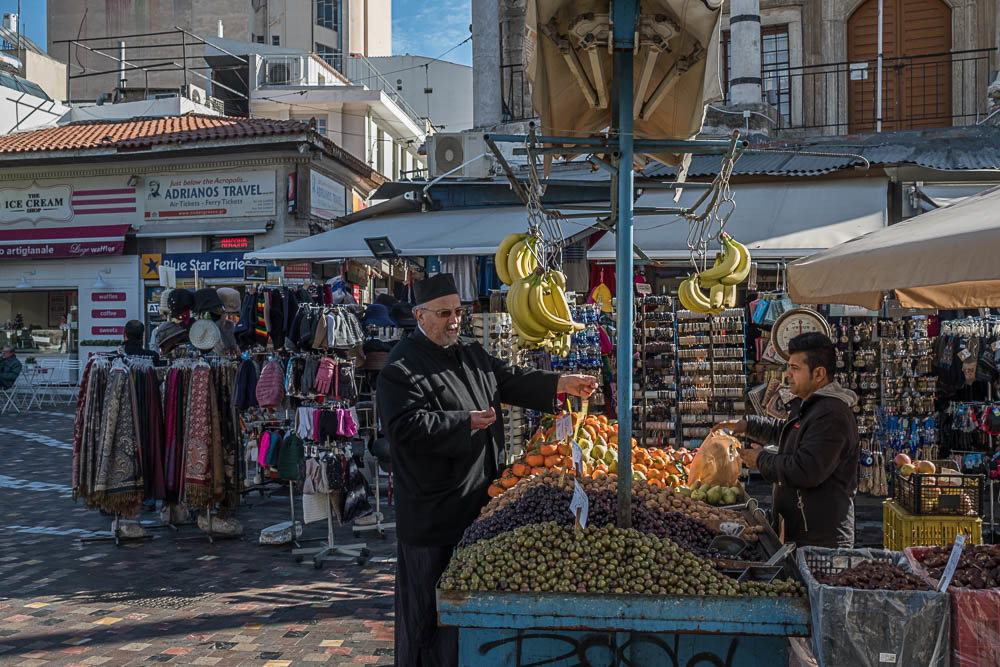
[912,544,1000,589]
[481,471,764,543]
[892,455,982,516]
[440,522,805,597]
[678,480,743,506]
[462,480,733,558]
[488,414,693,498]
[677,234,751,315]
[495,232,584,355]
[814,560,928,591]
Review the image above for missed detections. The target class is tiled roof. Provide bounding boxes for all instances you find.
[0,114,310,154]
[0,114,386,186]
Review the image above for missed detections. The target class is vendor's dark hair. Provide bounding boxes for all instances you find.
[124,320,144,341]
[788,332,835,379]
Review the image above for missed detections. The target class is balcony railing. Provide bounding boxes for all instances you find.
[763,48,996,136]
[343,54,427,130]
[501,63,536,122]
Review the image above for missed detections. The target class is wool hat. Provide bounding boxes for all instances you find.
[217,287,242,314]
[159,289,173,316]
[255,359,286,409]
[375,293,396,308]
[413,273,459,305]
[363,303,395,328]
[193,288,224,315]
[155,321,188,354]
[167,289,195,316]
[189,319,222,351]
[390,302,417,328]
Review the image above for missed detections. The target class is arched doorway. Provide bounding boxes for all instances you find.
[847,0,951,132]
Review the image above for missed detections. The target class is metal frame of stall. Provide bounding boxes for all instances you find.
[435,2,814,665]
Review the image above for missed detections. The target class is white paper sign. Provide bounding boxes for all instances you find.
[570,480,589,528]
[145,170,276,220]
[571,441,584,476]
[555,413,573,441]
[936,533,966,592]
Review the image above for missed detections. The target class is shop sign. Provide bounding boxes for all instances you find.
[0,183,72,224]
[310,170,347,220]
[92,309,126,318]
[210,236,254,251]
[287,172,297,213]
[0,239,125,259]
[283,263,310,280]
[92,292,126,302]
[91,326,124,336]
[141,252,276,279]
[144,170,276,220]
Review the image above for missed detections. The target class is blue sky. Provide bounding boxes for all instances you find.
[2,0,471,67]
[0,0,46,47]
[392,0,471,65]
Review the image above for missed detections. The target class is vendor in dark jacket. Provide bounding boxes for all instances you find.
[712,332,859,548]
[122,320,163,366]
[377,273,598,667]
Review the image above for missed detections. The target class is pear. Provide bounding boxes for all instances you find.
[707,487,724,505]
[591,444,608,462]
[608,460,618,474]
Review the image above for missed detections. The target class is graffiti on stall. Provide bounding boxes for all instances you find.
[476,630,739,666]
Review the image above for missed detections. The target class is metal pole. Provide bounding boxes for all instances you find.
[876,0,883,132]
[181,30,188,91]
[613,0,639,530]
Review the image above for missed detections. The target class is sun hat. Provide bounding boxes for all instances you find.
[363,303,395,328]
[189,319,222,351]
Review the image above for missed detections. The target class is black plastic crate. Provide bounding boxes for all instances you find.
[802,548,898,580]
[893,468,984,517]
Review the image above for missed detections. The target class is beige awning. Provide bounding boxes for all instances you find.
[788,185,1000,310]
[524,0,724,167]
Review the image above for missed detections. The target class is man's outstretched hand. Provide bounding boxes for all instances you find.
[558,374,599,398]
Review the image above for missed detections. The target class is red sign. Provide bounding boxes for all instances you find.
[92,309,126,318]
[0,239,125,259]
[216,236,250,250]
[284,263,310,279]
[92,326,124,336]
[92,292,126,302]
[353,284,360,301]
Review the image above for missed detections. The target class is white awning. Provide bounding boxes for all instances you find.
[588,178,889,260]
[247,206,597,261]
[135,220,271,238]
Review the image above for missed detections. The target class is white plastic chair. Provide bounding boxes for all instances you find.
[8,368,38,411]
[60,359,83,406]
[35,359,64,407]
[0,382,18,414]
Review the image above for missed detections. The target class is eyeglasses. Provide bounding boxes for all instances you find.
[417,307,469,319]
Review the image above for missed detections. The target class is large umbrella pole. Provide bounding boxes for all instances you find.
[613,0,639,529]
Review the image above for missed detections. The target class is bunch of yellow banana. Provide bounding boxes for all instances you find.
[495,232,539,286]
[507,269,584,355]
[677,234,751,314]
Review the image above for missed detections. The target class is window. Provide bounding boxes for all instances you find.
[271,35,280,46]
[315,42,341,70]
[316,118,328,137]
[253,34,265,44]
[316,0,340,31]
[721,25,791,123]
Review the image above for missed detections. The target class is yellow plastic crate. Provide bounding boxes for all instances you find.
[883,499,982,550]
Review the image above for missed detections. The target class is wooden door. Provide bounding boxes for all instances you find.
[847,0,951,133]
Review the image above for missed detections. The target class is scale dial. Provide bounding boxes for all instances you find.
[771,308,833,361]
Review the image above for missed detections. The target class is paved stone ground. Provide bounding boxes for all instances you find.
[0,408,397,666]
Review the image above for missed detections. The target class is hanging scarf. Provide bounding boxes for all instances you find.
[72,359,95,498]
[92,368,143,516]
[164,368,182,502]
[75,360,108,505]
[144,368,167,500]
[183,365,214,508]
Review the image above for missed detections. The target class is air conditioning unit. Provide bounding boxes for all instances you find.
[266,58,301,85]
[207,96,225,114]
[183,84,206,105]
[427,132,491,178]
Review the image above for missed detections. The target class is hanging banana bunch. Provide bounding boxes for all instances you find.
[677,233,752,314]
[495,232,583,355]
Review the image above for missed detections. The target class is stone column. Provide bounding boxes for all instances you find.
[472,0,502,128]
[728,0,762,105]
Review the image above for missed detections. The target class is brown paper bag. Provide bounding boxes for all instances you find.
[688,432,743,488]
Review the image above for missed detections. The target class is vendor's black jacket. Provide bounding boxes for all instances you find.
[123,340,163,366]
[377,329,560,546]
[746,382,859,548]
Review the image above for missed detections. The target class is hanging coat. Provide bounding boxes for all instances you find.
[377,329,560,546]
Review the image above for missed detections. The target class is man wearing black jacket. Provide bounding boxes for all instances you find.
[377,273,597,667]
[713,332,859,548]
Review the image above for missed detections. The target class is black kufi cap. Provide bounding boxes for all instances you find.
[413,273,459,305]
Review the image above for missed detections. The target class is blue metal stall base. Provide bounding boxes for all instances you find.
[439,590,810,667]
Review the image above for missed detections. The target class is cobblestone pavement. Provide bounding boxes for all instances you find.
[0,409,397,666]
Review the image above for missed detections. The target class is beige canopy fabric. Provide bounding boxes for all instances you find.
[524,0,724,167]
[788,185,1000,310]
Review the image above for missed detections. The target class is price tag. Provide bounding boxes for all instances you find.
[635,283,652,295]
[936,533,966,592]
[570,480,589,529]
[958,348,972,361]
[555,413,573,441]
[571,441,584,477]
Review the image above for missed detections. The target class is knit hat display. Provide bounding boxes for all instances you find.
[255,359,286,409]
[155,321,188,354]
[189,319,222,351]
[413,273,459,304]
[217,287,242,314]
[167,289,195,316]
[193,288,224,315]
[159,289,173,316]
